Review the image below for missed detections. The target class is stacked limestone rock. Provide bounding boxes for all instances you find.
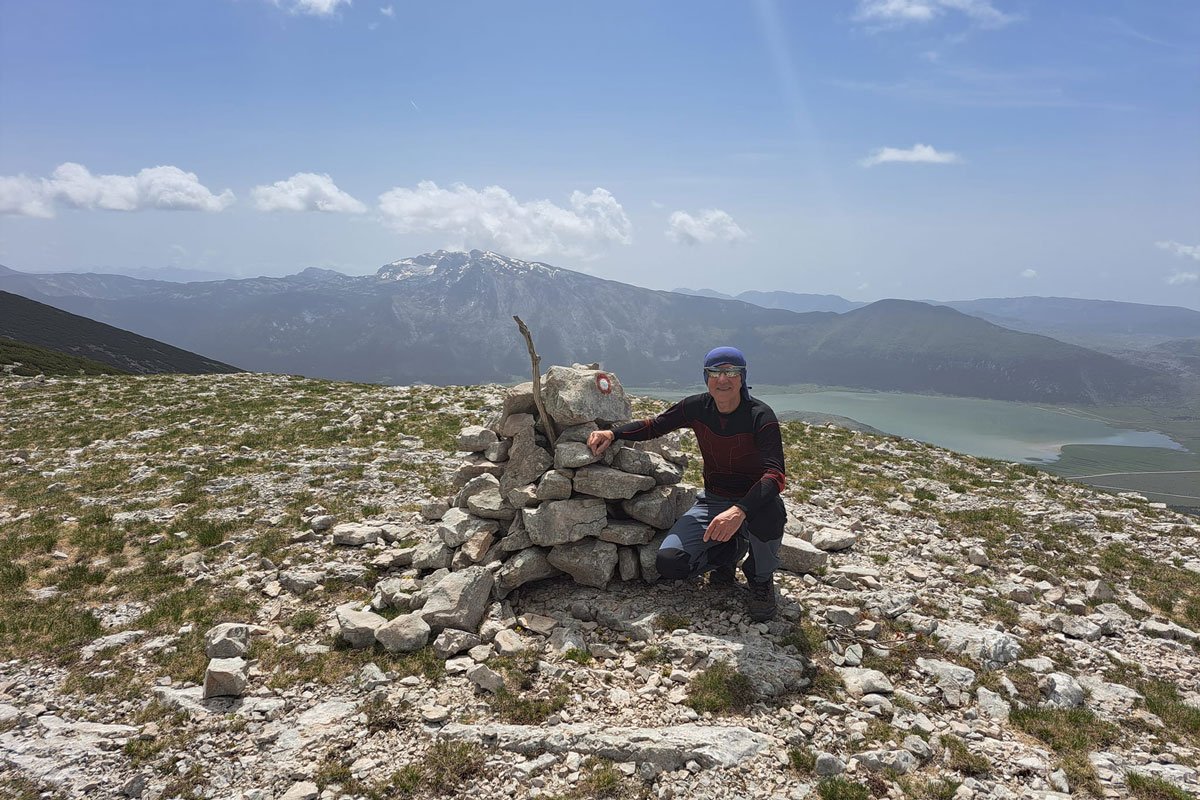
[335,364,704,656]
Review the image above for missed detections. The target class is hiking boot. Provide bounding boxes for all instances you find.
[747,573,777,622]
[708,536,748,586]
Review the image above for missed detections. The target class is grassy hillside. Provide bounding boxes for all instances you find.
[0,290,241,375]
[0,337,130,376]
[1,373,1198,799]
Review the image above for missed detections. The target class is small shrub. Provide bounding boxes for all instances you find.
[422,740,485,793]
[635,645,668,666]
[288,610,320,631]
[563,647,593,665]
[654,612,691,631]
[787,747,815,774]
[943,736,989,776]
[685,661,756,714]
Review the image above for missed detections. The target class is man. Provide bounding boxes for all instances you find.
[587,346,787,621]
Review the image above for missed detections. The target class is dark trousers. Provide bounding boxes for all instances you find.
[656,491,785,583]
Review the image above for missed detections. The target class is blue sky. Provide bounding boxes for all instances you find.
[1,0,1197,309]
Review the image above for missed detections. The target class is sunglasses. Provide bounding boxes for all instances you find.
[705,367,743,379]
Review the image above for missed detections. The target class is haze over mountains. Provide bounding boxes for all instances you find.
[1,253,1195,405]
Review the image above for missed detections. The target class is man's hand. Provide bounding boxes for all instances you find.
[704,506,746,542]
[586,429,615,456]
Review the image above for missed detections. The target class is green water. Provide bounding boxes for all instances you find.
[644,388,1182,463]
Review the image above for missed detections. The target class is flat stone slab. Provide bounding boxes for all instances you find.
[438,722,771,770]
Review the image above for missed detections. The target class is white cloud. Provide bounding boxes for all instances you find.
[282,0,351,16]
[252,173,367,213]
[0,162,234,217]
[1167,271,1198,286]
[666,209,748,246]
[380,5,394,16]
[377,181,632,260]
[854,0,1015,29]
[1020,268,1037,279]
[860,143,962,167]
[1156,240,1200,261]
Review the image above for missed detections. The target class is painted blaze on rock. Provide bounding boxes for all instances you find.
[541,365,632,427]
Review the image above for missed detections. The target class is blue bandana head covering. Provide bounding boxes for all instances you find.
[702,346,750,396]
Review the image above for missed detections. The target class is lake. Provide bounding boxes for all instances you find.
[638,388,1184,465]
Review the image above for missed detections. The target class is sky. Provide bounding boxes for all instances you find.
[1,0,1198,309]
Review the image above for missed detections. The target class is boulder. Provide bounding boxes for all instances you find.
[456,425,498,453]
[455,474,501,508]
[778,536,828,574]
[573,465,655,500]
[331,523,380,547]
[622,485,698,530]
[598,520,656,546]
[535,470,573,501]
[501,383,536,419]
[553,441,601,470]
[496,548,560,594]
[467,488,516,521]
[496,412,535,438]
[837,667,893,697]
[411,539,453,570]
[612,448,681,484]
[617,547,640,581]
[460,529,496,563]
[335,604,387,648]
[203,657,248,699]
[541,365,632,427]
[499,427,554,497]
[1041,672,1085,709]
[811,527,857,551]
[548,539,619,589]
[204,623,251,658]
[433,628,482,658]
[933,621,1022,669]
[523,498,608,546]
[375,613,431,653]
[419,567,496,632]
[437,508,501,548]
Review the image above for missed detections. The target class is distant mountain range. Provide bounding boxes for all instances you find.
[0,290,240,375]
[0,254,1188,404]
[673,287,863,314]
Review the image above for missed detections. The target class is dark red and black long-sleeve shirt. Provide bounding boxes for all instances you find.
[611,393,786,516]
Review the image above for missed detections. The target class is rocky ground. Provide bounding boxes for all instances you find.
[1,372,1199,800]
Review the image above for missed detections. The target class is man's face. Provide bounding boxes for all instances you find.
[705,363,743,403]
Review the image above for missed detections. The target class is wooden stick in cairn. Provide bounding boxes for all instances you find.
[513,315,558,450]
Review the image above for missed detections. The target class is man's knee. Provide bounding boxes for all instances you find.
[656,547,691,580]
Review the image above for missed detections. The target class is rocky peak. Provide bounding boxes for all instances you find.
[376,249,563,283]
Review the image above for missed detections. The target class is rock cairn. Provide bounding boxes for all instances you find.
[330,364,705,656]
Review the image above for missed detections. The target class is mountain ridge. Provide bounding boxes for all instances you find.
[0,252,1182,404]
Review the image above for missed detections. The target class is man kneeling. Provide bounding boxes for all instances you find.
[587,346,786,621]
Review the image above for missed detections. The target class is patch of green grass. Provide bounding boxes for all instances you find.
[1010,707,1121,796]
[635,645,668,666]
[778,620,825,658]
[490,685,569,724]
[943,736,990,777]
[685,661,756,714]
[563,647,593,664]
[0,595,104,664]
[898,777,960,800]
[1126,773,1193,800]
[1140,679,1200,744]
[1100,543,1200,630]
[654,611,691,631]
[788,747,815,774]
[288,610,320,631]
[254,640,443,690]
[421,740,486,794]
[816,777,870,800]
